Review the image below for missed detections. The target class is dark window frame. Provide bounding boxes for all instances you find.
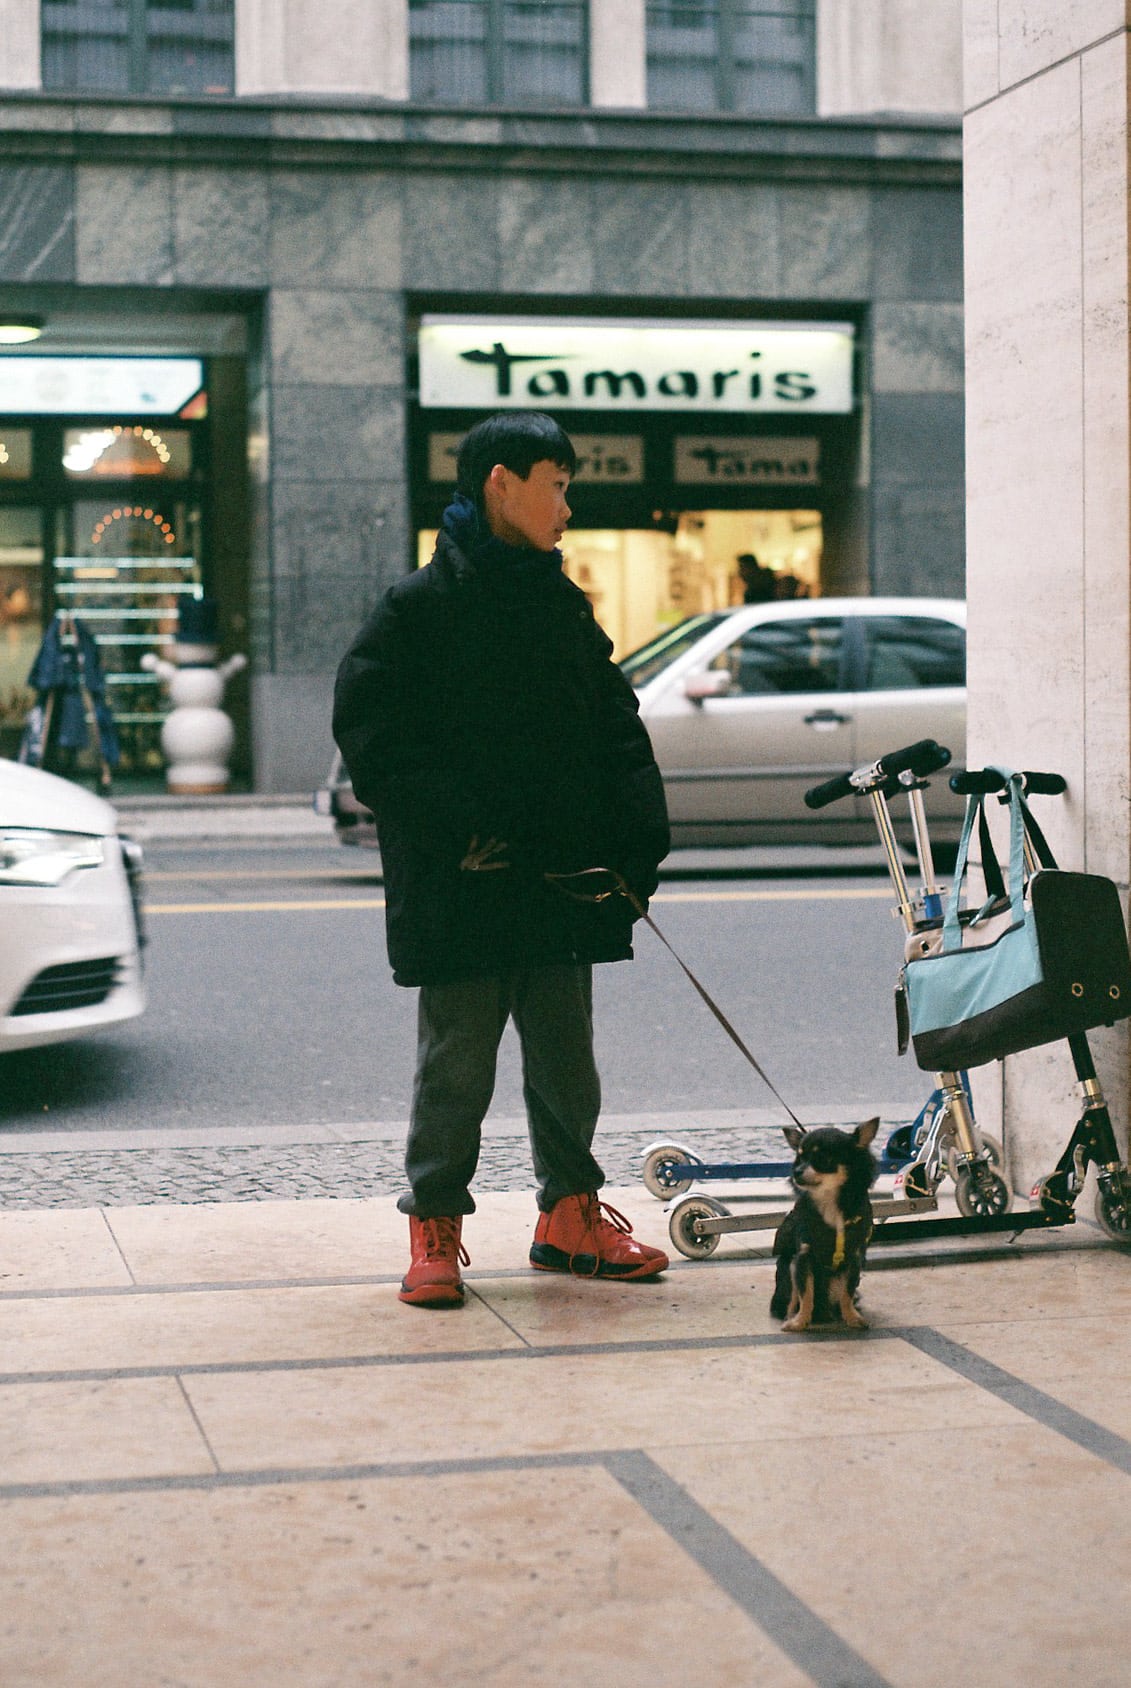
[409,0,590,108]
[42,0,235,97]
[645,0,816,115]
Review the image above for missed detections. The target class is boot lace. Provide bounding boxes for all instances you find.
[419,1217,470,1267]
[588,1197,634,1240]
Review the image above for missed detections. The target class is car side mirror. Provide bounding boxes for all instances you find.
[683,670,732,703]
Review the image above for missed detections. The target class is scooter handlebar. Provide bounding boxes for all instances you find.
[875,738,952,779]
[804,739,951,810]
[803,769,856,810]
[949,768,1068,797]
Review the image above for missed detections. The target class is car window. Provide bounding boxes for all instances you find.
[619,613,728,687]
[708,618,845,695]
[862,617,966,690]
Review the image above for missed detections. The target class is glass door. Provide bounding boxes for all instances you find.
[54,422,203,775]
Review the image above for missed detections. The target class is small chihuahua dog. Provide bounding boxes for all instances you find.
[770,1120,879,1332]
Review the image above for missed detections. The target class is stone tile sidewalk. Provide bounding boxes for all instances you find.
[2,1188,1130,1686]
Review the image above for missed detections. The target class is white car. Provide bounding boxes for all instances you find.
[624,598,966,847]
[0,760,146,1052]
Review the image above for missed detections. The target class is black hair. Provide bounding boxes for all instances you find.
[456,412,577,508]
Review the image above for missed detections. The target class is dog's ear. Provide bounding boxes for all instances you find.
[783,1125,807,1151]
[854,1117,880,1148]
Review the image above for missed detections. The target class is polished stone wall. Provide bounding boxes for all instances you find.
[963,2,1131,1183]
[0,100,963,791]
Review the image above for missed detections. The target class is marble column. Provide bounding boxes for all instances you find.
[590,0,646,108]
[236,0,409,99]
[818,0,962,117]
[0,0,41,90]
[963,2,1131,1190]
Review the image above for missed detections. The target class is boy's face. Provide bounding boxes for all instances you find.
[484,458,572,552]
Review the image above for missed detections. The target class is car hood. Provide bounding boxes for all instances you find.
[0,760,117,836]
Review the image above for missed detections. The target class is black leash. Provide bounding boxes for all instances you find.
[545,867,806,1132]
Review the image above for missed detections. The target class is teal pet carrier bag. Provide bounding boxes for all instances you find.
[902,770,1131,1072]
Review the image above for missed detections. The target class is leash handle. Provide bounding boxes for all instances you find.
[545,868,806,1132]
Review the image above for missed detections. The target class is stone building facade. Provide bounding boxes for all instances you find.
[0,0,962,790]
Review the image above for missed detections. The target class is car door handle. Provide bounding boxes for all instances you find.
[804,709,851,728]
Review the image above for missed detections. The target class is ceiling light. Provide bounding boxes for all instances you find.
[0,315,46,346]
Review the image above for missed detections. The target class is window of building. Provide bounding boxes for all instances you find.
[42,0,235,97]
[646,0,815,114]
[409,0,588,106]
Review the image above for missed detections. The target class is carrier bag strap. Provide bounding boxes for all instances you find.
[1018,793,1059,871]
[545,867,806,1131]
[977,801,1007,902]
[941,791,984,951]
[942,768,1025,952]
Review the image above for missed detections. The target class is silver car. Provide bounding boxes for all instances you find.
[624,598,966,848]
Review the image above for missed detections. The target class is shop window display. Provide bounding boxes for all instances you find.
[417,506,821,659]
[0,509,43,758]
[0,429,33,482]
[54,496,202,775]
[63,426,192,481]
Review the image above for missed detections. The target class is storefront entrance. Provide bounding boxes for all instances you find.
[410,310,864,659]
[0,358,215,779]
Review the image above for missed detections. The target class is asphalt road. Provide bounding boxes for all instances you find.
[1,840,928,1139]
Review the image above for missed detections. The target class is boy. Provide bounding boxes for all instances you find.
[332,411,671,1306]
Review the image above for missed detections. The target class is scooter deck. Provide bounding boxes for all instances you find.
[685,1195,1071,1243]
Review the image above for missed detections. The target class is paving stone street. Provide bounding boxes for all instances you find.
[0,1117,907,1208]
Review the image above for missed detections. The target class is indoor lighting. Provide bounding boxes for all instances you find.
[0,315,45,346]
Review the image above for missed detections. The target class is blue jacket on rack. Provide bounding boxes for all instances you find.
[21,614,120,767]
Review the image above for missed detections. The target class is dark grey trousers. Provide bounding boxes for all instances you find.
[397,964,606,1218]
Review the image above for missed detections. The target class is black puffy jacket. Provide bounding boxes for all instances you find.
[332,527,670,986]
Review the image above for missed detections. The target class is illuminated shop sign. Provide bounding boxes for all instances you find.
[429,430,644,484]
[419,317,854,414]
[675,435,820,485]
[0,357,204,416]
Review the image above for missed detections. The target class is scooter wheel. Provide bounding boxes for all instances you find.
[641,1141,701,1199]
[1094,1180,1131,1245]
[954,1166,1011,1218]
[668,1196,726,1259]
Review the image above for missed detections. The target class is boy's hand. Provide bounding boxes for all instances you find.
[460,835,510,872]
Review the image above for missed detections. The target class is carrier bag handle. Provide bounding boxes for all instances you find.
[941,770,1026,953]
[950,767,1064,874]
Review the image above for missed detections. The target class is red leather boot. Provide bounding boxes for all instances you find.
[399,1215,469,1307]
[530,1193,669,1279]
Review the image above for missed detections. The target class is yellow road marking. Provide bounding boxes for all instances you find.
[145,868,379,881]
[145,886,892,915]
[147,898,388,914]
[659,887,892,902]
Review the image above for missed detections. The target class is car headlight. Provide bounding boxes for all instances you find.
[0,829,105,887]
